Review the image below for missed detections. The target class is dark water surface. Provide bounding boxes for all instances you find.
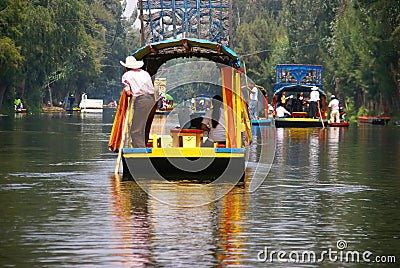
[1,111,399,267]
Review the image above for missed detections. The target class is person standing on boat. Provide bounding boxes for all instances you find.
[201,95,226,147]
[328,95,340,123]
[120,56,157,148]
[291,92,304,112]
[309,86,320,118]
[248,84,258,119]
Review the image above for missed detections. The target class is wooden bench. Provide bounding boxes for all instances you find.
[170,128,204,147]
[292,112,307,118]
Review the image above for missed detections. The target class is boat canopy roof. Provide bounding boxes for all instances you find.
[273,64,325,95]
[274,84,326,96]
[131,38,242,76]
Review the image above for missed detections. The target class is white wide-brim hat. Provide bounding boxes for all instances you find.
[311,86,319,91]
[120,56,144,69]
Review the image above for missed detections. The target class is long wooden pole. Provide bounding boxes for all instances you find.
[317,100,325,129]
[114,100,131,176]
[243,61,250,100]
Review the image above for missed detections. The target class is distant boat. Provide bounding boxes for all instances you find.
[251,118,272,126]
[79,93,103,113]
[358,116,390,125]
[15,108,27,114]
[14,98,26,113]
[250,85,271,126]
[328,121,349,127]
[272,64,329,128]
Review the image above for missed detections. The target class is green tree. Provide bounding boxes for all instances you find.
[328,0,400,114]
[0,0,27,113]
[0,37,23,112]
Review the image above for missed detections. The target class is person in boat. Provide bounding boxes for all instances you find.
[280,91,289,109]
[14,98,23,112]
[291,92,305,112]
[247,83,258,119]
[286,94,294,112]
[120,56,157,147]
[276,103,291,118]
[201,95,226,147]
[328,95,340,123]
[309,86,320,118]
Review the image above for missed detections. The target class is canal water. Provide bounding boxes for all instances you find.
[0,110,399,267]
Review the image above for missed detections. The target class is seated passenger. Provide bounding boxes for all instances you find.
[201,95,226,147]
[276,104,291,118]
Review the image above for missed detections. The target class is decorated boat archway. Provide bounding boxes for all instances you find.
[109,38,252,182]
[272,64,329,128]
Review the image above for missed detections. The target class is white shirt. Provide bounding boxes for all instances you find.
[250,87,258,101]
[309,90,320,102]
[122,69,155,97]
[202,108,226,142]
[328,99,340,111]
[276,106,290,117]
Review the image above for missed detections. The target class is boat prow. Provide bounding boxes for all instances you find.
[274,117,328,128]
[251,118,272,126]
[328,121,349,127]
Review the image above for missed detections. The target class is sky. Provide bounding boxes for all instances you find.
[122,0,137,18]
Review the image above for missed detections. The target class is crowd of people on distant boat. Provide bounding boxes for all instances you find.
[275,87,344,122]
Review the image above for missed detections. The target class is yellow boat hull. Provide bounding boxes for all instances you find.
[122,147,246,182]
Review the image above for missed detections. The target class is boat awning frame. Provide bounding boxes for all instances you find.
[131,38,242,76]
[273,84,326,96]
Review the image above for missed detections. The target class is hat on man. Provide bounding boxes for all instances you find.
[120,56,144,69]
[311,86,319,91]
[331,95,336,99]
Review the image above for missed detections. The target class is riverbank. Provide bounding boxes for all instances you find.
[41,106,65,112]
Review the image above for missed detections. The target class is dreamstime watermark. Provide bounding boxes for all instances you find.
[257,240,397,264]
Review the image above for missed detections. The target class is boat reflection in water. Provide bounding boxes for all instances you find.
[275,126,349,181]
[109,176,249,267]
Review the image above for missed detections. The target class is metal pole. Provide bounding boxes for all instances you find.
[139,0,145,46]
[229,0,233,46]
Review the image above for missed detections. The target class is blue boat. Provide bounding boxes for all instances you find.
[272,64,329,128]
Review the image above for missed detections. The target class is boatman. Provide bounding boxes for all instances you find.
[309,86,320,118]
[328,95,340,123]
[120,56,157,148]
[247,83,258,119]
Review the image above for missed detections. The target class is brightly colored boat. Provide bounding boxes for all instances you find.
[328,121,349,127]
[358,116,390,125]
[250,85,271,126]
[79,93,103,113]
[272,64,329,128]
[109,38,252,182]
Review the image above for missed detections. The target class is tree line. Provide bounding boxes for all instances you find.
[233,0,399,118]
[0,0,138,113]
[1,0,399,118]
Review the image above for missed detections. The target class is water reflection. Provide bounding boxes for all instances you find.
[247,126,275,192]
[1,112,400,267]
[110,177,250,267]
[110,177,152,266]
